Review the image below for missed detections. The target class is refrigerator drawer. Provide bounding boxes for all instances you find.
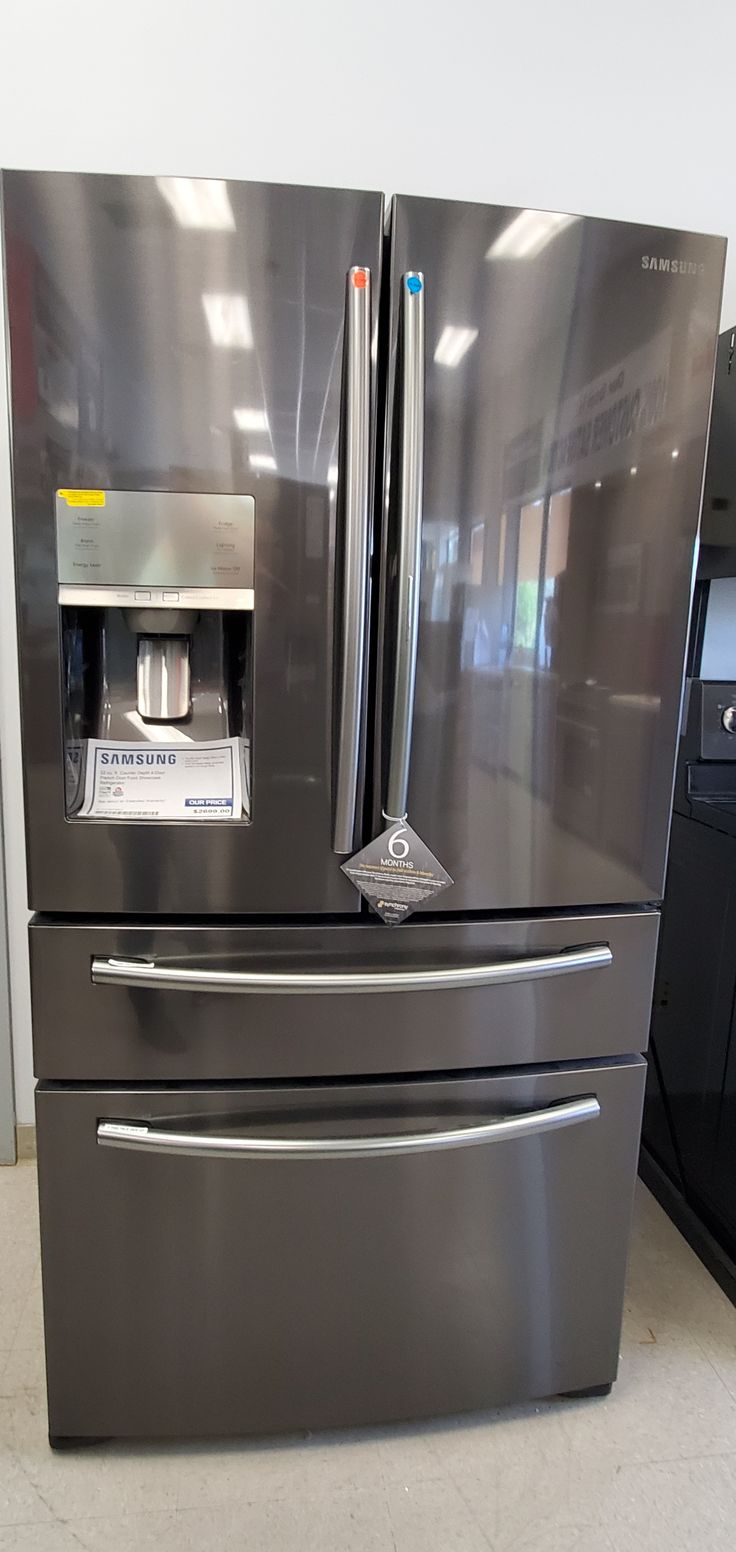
[37,1058,645,1440]
[30,911,658,1080]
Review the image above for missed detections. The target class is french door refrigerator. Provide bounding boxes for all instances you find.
[1,169,725,1443]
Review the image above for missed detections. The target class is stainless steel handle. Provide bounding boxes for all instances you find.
[333,266,372,853]
[91,943,612,994]
[97,1095,600,1160]
[386,271,425,821]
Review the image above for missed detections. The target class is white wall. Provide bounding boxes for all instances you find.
[2,0,736,1120]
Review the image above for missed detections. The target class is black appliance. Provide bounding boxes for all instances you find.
[643,677,736,1299]
[1,169,725,1442]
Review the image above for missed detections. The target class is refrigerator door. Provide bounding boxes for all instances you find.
[37,1059,645,1439]
[29,909,657,1079]
[2,170,383,913]
[375,197,725,911]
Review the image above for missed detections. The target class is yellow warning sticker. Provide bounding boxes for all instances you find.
[57,489,106,507]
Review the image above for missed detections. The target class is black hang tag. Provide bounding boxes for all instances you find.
[341,820,453,925]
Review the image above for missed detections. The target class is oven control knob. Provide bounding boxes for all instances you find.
[722,704,736,734]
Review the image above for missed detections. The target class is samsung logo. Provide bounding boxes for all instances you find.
[641,256,705,275]
[100,752,176,766]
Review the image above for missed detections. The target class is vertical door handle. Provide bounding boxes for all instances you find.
[386,272,425,821]
[333,266,372,853]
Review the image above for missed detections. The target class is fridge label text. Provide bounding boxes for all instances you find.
[79,737,246,820]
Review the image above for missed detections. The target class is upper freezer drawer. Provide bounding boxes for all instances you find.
[30,911,658,1080]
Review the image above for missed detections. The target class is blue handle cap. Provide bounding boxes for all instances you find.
[406,275,422,294]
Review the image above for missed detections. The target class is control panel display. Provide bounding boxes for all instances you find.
[55,490,255,595]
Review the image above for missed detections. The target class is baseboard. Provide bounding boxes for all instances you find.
[639,1146,736,1308]
[15,1123,36,1161]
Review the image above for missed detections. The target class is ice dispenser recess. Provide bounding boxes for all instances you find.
[56,490,255,821]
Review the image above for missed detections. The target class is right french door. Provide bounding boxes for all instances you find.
[372,195,725,911]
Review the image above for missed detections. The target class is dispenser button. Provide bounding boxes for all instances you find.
[134,590,151,601]
[162,591,180,602]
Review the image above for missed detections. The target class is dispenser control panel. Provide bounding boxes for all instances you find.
[55,490,255,609]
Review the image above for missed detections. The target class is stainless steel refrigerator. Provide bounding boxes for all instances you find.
[1,169,725,1443]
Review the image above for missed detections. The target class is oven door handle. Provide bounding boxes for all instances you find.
[91,943,612,994]
[97,1095,601,1160]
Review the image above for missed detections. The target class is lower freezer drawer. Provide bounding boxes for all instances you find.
[36,1058,645,1441]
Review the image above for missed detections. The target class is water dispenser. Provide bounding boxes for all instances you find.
[56,490,255,820]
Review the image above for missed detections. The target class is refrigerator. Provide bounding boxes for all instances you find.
[1,169,725,1444]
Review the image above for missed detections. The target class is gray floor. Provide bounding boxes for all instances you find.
[2,1164,736,1550]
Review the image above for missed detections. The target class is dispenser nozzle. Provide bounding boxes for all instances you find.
[137,637,191,722]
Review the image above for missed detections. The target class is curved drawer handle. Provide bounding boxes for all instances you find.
[97,1096,601,1160]
[91,943,612,995]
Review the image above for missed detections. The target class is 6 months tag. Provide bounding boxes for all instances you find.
[342,820,453,925]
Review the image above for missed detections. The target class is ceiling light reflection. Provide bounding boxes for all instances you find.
[250,453,276,472]
[434,326,478,368]
[202,293,253,348]
[487,210,578,261]
[233,407,269,432]
[157,178,235,231]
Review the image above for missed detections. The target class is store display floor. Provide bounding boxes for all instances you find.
[1,1163,736,1551]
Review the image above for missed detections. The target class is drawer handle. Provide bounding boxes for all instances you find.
[91,944,612,995]
[97,1096,601,1160]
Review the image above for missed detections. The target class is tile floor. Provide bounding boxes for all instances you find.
[1,1161,736,1550]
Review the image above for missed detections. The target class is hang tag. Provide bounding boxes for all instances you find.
[342,820,453,925]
